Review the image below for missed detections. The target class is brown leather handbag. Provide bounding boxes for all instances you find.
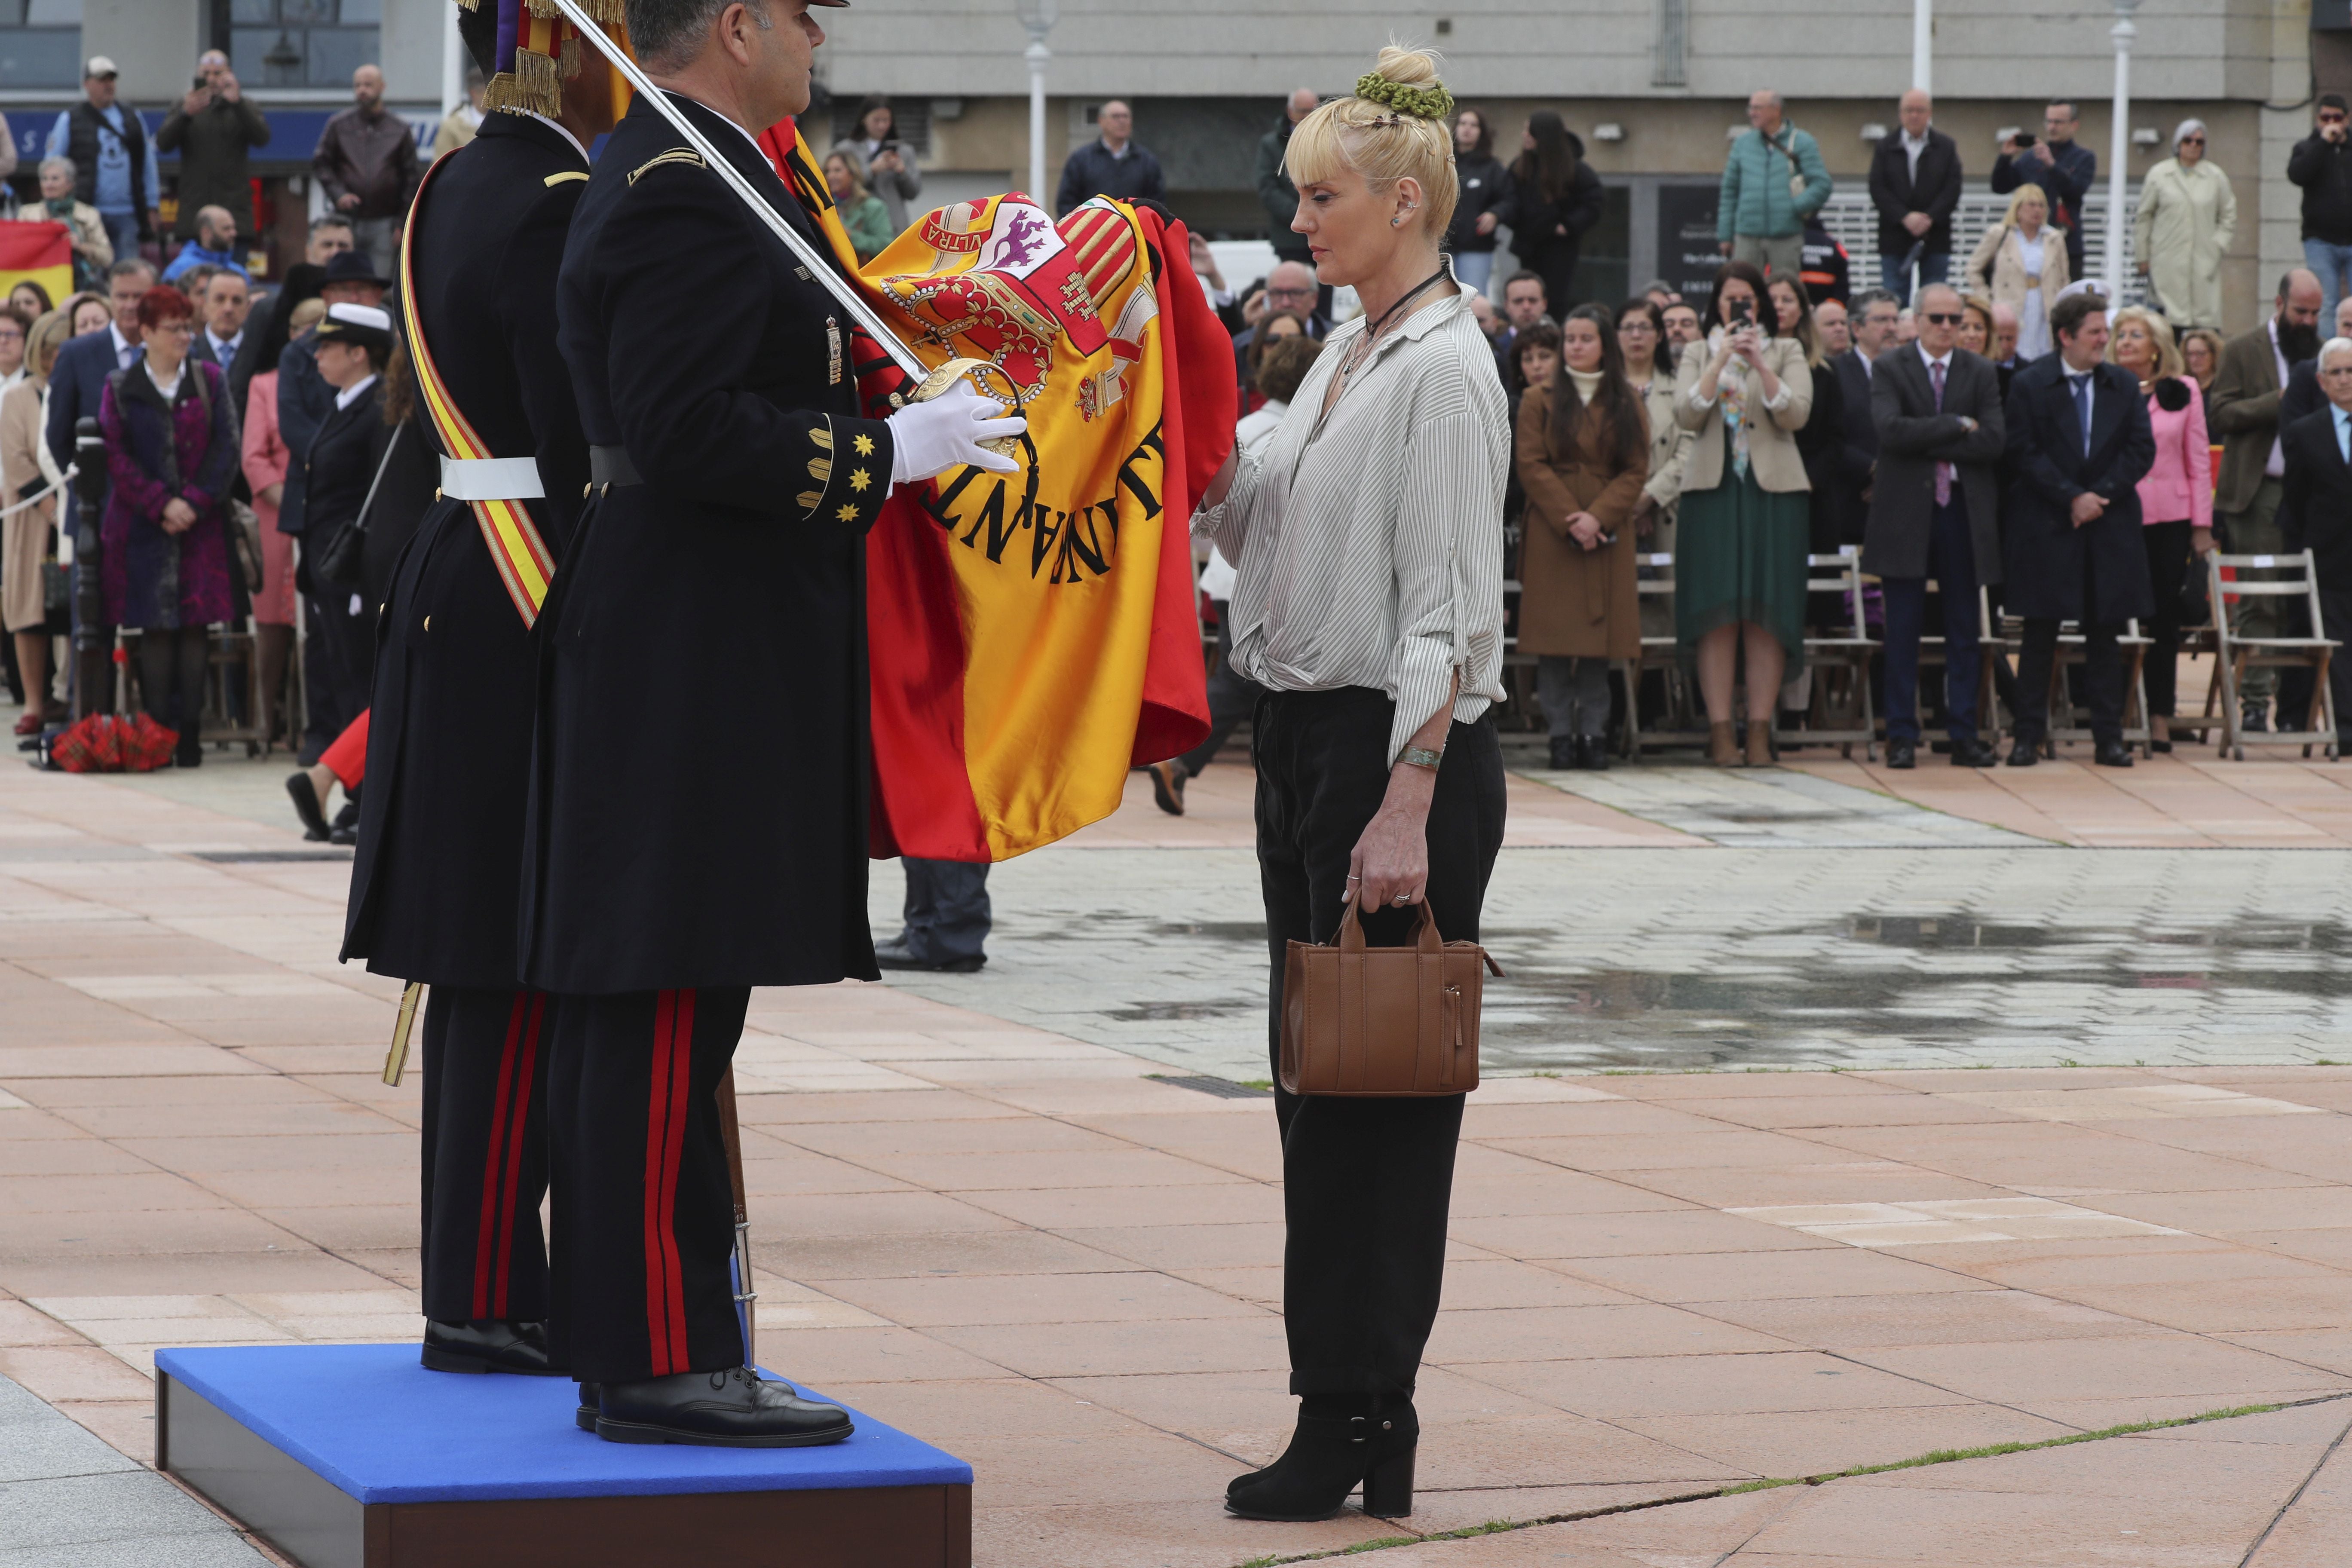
[1280,897,1504,1096]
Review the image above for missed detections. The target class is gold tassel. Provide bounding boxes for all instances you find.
[482,47,561,117]
[557,31,582,79]
[455,0,481,9]
[523,0,560,16]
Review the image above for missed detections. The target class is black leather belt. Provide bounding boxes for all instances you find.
[589,445,642,487]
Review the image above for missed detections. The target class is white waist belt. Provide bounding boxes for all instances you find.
[438,454,545,501]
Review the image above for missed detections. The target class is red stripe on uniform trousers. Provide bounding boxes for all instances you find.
[472,993,529,1320]
[641,990,678,1373]
[489,992,547,1318]
[656,989,696,1373]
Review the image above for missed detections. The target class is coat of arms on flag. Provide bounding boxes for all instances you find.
[763,128,1233,864]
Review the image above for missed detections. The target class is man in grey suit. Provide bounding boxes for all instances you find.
[1862,281,2007,769]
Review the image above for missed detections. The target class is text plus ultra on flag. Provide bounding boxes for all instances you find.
[766,129,1230,863]
[0,222,71,312]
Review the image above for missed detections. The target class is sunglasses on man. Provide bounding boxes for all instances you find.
[1921,312,1964,326]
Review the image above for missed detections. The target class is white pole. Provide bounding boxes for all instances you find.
[2106,0,2138,304]
[1912,0,1932,94]
[442,0,466,121]
[1025,37,1049,205]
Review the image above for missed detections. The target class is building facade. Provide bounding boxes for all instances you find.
[820,0,2334,332]
[0,0,2337,329]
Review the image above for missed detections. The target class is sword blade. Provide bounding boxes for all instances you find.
[544,0,929,383]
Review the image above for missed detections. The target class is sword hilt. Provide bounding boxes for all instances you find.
[902,356,1027,462]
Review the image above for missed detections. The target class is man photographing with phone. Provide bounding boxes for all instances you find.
[1991,98,2094,285]
[2291,95,2352,325]
[157,48,270,261]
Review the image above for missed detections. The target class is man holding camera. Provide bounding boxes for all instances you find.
[1991,99,2095,286]
[2291,96,2352,326]
[157,50,270,254]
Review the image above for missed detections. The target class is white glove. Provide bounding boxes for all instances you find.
[886,379,1026,483]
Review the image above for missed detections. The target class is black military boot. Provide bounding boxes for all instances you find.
[420,1319,562,1376]
[595,1367,852,1448]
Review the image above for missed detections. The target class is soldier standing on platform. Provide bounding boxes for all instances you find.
[338,1,615,1382]
[527,0,1021,1444]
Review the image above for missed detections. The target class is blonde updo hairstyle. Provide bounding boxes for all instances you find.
[1284,46,1460,242]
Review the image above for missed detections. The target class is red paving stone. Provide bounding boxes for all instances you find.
[3,751,2352,1564]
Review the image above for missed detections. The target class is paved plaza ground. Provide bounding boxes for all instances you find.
[4,723,2352,1565]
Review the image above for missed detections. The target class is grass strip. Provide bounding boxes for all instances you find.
[1226,1393,2352,1568]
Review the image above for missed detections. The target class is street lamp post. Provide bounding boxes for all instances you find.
[1016,0,1057,205]
[2106,0,2138,304]
[442,0,467,122]
[1912,0,1931,94]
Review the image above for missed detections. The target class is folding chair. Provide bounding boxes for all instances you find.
[2009,615,2155,757]
[1626,552,1709,757]
[1779,545,1877,760]
[2205,549,2340,760]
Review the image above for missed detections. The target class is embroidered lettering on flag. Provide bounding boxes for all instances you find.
[762,126,1231,863]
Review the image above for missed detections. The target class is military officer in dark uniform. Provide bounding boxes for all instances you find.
[530,0,1020,1444]
[339,2,616,1381]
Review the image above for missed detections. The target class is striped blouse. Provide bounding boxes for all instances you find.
[1193,285,1510,764]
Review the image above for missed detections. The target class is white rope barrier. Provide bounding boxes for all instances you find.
[0,464,76,521]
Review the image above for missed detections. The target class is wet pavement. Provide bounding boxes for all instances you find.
[878,845,2352,1079]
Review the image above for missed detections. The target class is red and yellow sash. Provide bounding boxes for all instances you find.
[397,150,560,627]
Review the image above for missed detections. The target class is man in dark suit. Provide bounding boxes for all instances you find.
[337,0,615,1389]
[531,0,1020,1445]
[2209,269,2323,731]
[2003,291,2158,767]
[1862,282,2007,769]
[1833,288,1901,543]
[1866,90,1961,305]
[2279,337,2352,731]
[187,270,249,371]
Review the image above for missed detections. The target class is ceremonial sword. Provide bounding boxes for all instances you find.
[547,0,1006,413]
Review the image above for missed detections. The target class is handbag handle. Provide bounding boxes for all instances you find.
[1332,891,1444,954]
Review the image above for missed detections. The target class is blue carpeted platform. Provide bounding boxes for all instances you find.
[156,1344,972,1505]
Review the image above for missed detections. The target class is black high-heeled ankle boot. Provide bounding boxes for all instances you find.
[1225,1399,1418,1521]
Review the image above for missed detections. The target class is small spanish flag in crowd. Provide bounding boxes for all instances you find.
[0,222,72,311]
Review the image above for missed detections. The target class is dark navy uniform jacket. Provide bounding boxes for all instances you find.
[521,92,895,996]
[342,111,594,988]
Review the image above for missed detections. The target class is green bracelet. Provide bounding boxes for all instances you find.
[1400,746,1443,770]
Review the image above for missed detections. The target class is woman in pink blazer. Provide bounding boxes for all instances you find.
[241,361,301,749]
[2110,306,2211,751]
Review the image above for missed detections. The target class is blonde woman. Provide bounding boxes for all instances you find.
[1672,260,1813,766]
[1968,183,2070,359]
[0,306,71,731]
[1196,44,1507,1524]
[2108,305,2210,749]
[2134,120,2236,331]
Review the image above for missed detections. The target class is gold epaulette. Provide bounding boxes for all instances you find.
[545,170,588,187]
[628,149,705,185]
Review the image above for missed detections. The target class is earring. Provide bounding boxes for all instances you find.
[1390,216,1403,227]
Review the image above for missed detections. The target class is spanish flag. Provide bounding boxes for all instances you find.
[766,129,1229,862]
[0,222,71,312]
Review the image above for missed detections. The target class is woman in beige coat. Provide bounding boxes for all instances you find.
[1673,261,1812,766]
[0,307,70,730]
[2133,120,2236,331]
[1967,184,2069,360]
[1516,303,1651,770]
[1618,296,1693,648]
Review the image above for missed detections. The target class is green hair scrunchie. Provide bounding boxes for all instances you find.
[1354,72,1454,122]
